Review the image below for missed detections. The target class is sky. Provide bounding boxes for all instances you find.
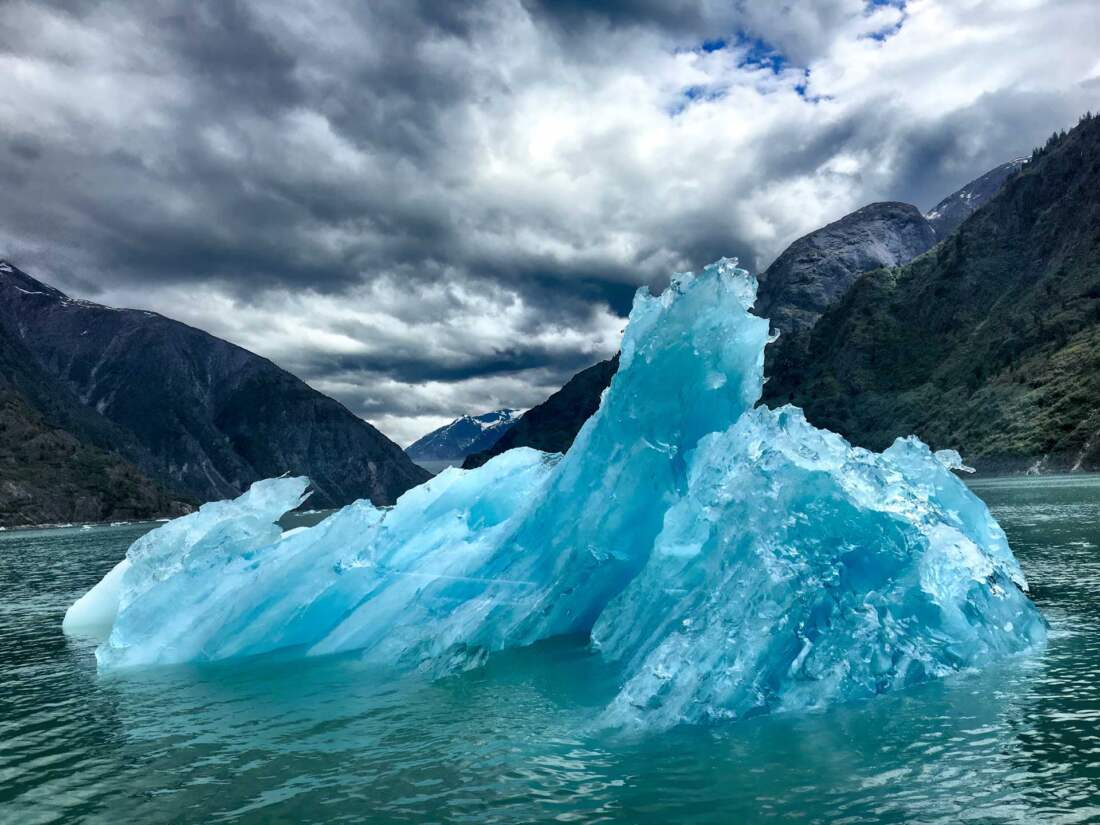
[1,0,1098,445]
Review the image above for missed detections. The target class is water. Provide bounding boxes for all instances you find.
[2,475,1100,824]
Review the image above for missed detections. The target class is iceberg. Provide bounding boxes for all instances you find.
[66,259,1046,729]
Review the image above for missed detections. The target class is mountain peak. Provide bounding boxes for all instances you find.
[407,408,522,467]
[0,260,117,313]
[466,408,520,430]
[0,259,67,299]
[756,199,937,337]
[924,158,1028,237]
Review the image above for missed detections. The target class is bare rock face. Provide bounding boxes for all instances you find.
[0,262,429,513]
[924,159,1028,238]
[755,201,937,338]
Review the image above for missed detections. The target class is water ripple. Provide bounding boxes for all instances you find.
[3,478,1100,822]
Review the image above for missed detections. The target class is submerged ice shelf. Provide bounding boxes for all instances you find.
[65,259,1046,729]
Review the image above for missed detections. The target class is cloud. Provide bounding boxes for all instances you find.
[0,0,1097,445]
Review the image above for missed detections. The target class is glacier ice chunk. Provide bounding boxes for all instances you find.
[68,258,1046,729]
[63,557,130,640]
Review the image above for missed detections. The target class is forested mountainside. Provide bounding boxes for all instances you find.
[765,114,1100,472]
[0,262,429,519]
[0,314,187,526]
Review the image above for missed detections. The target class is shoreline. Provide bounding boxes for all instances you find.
[4,468,1100,533]
[0,505,334,534]
[0,517,172,534]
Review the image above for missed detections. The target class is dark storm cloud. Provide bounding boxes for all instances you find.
[0,0,1096,443]
[885,90,1085,211]
[0,0,493,294]
[164,1,303,106]
[524,0,716,35]
[297,333,611,386]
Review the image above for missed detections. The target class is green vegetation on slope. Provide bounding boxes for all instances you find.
[0,323,188,526]
[765,113,1100,471]
[0,262,430,517]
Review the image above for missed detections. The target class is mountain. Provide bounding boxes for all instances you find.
[755,201,937,338]
[462,356,619,468]
[924,158,1028,238]
[0,384,177,527]
[0,312,188,527]
[755,201,938,381]
[462,155,1032,468]
[406,408,520,470]
[0,262,430,511]
[464,201,940,468]
[764,113,1100,472]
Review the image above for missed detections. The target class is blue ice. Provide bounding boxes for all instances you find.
[65,260,1046,729]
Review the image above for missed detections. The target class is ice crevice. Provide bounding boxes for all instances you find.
[65,259,1046,730]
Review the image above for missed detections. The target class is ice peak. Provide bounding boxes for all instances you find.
[69,258,1046,730]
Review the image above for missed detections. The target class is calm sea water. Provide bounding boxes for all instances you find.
[2,475,1100,824]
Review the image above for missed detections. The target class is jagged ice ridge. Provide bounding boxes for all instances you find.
[65,260,1046,729]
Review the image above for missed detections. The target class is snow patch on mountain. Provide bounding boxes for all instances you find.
[925,159,1028,237]
[407,409,522,469]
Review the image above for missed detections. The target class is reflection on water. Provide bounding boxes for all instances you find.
[2,475,1100,822]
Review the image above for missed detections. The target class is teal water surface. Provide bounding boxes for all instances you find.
[2,475,1100,823]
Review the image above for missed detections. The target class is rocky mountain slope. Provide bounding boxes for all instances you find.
[755,201,936,338]
[406,409,520,470]
[755,201,938,379]
[765,114,1100,471]
[0,263,429,512]
[465,197,953,466]
[924,158,1028,238]
[0,316,187,526]
[464,155,1031,468]
[463,357,619,469]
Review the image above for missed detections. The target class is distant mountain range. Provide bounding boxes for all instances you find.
[406,409,520,471]
[0,263,428,526]
[464,132,1081,472]
[464,358,619,469]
